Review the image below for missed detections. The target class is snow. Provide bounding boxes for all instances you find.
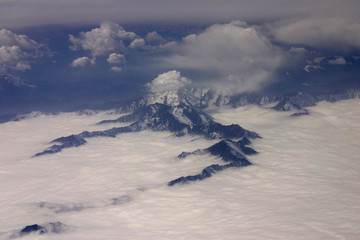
[0,99,359,239]
[171,107,192,125]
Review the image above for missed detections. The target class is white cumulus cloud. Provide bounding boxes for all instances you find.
[146,70,191,93]
[0,46,27,69]
[69,22,137,57]
[107,53,125,64]
[328,56,346,65]
[0,28,50,84]
[161,21,284,93]
[0,29,41,50]
[129,38,145,49]
[145,31,165,44]
[70,56,94,67]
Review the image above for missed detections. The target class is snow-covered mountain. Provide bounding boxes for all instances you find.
[2,85,359,124]
[35,102,259,157]
[112,87,360,118]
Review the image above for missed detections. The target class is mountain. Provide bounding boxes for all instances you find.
[35,103,260,157]
[34,102,261,185]
[272,92,317,111]
[23,85,360,186]
[3,85,360,124]
[111,87,360,118]
[169,138,257,186]
[271,90,360,115]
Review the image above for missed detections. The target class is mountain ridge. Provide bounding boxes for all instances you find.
[110,87,360,117]
[169,138,257,186]
[34,103,260,157]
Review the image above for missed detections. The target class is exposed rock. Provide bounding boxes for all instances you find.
[12,222,67,238]
[20,224,46,235]
[168,162,248,186]
[290,109,309,117]
[35,103,259,157]
[169,138,257,186]
[272,92,317,111]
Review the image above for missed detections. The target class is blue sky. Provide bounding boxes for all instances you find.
[0,0,359,114]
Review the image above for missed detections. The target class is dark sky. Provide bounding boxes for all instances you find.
[0,0,359,115]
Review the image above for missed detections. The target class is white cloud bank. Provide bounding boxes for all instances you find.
[146,70,191,93]
[1,99,359,239]
[162,21,284,94]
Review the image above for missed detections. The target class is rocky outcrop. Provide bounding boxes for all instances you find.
[11,222,67,238]
[169,138,257,186]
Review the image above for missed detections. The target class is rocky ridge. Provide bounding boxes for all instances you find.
[35,103,259,157]
[169,138,257,185]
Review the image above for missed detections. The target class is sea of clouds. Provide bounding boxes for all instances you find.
[1,99,359,239]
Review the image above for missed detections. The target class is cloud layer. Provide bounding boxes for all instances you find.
[1,0,359,29]
[1,99,359,239]
[162,21,284,93]
[271,17,360,52]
